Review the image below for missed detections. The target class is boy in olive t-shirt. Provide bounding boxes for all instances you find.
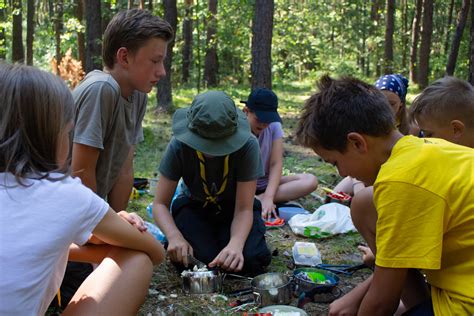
[72,9,173,213]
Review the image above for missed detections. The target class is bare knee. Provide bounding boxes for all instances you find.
[305,173,318,191]
[297,173,318,194]
[64,249,153,315]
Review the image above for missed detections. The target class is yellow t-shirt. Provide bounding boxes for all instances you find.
[374,136,474,315]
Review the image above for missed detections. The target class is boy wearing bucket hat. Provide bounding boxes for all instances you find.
[242,88,318,220]
[152,91,271,275]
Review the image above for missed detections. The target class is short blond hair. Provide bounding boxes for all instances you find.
[411,76,474,128]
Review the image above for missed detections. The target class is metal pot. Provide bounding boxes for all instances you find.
[181,270,222,294]
[293,268,339,295]
[251,272,293,307]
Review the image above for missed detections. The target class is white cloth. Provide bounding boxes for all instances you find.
[0,173,109,315]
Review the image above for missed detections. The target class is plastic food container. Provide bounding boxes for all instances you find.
[292,242,322,266]
[278,206,310,221]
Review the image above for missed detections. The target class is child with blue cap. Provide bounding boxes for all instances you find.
[242,88,318,221]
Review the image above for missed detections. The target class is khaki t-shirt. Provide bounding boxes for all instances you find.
[72,70,147,198]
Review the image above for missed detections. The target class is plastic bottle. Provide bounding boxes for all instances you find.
[144,221,167,244]
[149,173,159,196]
[146,203,154,220]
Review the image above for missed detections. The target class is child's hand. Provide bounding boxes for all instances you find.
[167,235,193,265]
[117,211,147,232]
[357,245,375,267]
[209,244,244,272]
[259,195,277,220]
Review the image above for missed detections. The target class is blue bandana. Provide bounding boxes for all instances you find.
[374,74,409,103]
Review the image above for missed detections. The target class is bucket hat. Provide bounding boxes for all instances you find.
[172,91,251,156]
[241,88,282,123]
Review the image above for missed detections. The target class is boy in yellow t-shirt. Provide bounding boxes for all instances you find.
[296,75,474,315]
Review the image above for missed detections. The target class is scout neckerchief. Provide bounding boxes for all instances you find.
[196,151,229,210]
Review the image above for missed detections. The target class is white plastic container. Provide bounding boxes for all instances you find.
[292,242,322,266]
[149,173,159,196]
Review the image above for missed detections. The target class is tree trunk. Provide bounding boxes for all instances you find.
[418,0,434,89]
[156,0,177,112]
[371,0,382,77]
[182,0,193,83]
[360,0,368,73]
[0,5,5,60]
[371,0,383,21]
[75,0,85,70]
[139,0,145,9]
[251,0,274,89]
[148,0,153,11]
[384,0,395,74]
[54,0,64,73]
[446,0,470,75]
[469,0,474,85]
[401,0,408,70]
[128,0,133,9]
[85,0,102,72]
[410,0,423,83]
[102,1,112,33]
[26,0,35,65]
[204,0,218,87]
[444,0,455,55]
[12,0,24,63]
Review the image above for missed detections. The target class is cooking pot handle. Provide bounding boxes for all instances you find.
[253,291,261,306]
[224,273,253,280]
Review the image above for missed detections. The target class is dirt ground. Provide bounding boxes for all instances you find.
[138,225,372,315]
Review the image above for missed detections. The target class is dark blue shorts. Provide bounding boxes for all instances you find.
[403,299,434,316]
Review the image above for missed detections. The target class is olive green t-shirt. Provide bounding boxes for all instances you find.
[72,70,147,198]
[159,136,264,203]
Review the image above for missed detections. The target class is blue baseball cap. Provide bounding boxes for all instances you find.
[241,88,282,123]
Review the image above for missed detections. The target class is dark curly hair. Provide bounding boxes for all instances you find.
[296,75,396,152]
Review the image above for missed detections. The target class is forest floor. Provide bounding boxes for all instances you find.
[128,84,374,315]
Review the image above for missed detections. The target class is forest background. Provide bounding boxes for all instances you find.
[1,0,473,109]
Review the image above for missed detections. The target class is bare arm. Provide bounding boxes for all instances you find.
[329,275,373,316]
[209,180,255,271]
[260,138,283,219]
[153,175,193,266]
[71,143,100,192]
[358,266,407,315]
[86,208,166,265]
[108,146,135,212]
